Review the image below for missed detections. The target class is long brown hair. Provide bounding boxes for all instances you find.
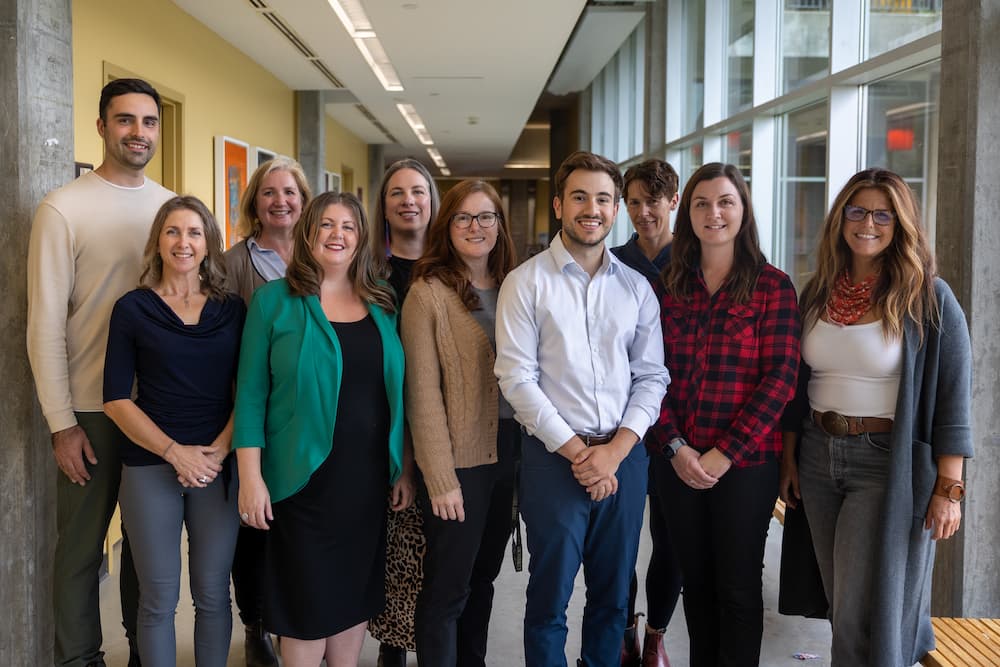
[412,180,517,310]
[372,158,441,261]
[285,191,396,312]
[139,196,228,301]
[799,168,937,341]
[663,162,764,304]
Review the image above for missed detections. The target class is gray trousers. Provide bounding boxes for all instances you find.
[798,419,891,666]
[119,461,239,667]
[54,411,139,667]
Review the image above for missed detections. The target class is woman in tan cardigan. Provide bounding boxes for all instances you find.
[401,180,518,666]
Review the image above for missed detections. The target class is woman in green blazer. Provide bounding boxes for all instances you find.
[233,191,411,667]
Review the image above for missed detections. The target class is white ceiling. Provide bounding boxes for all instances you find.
[172,0,646,178]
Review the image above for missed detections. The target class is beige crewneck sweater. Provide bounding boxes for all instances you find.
[27,171,174,433]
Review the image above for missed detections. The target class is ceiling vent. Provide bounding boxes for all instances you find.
[247,0,396,143]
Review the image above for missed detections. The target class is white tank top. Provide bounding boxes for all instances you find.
[802,318,902,419]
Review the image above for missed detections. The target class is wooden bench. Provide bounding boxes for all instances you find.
[773,498,786,525]
[922,617,1000,666]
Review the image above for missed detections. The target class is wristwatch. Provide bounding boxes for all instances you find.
[664,438,686,459]
[933,476,966,503]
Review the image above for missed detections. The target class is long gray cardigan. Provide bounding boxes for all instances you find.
[783,277,973,666]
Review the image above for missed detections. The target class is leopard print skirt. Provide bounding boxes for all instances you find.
[369,501,426,650]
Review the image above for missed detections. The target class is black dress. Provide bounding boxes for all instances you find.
[263,314,390,639]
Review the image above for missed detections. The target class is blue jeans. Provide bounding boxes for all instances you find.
[519,434,648,667]
[798,419,891,665]
[119,461,240,667]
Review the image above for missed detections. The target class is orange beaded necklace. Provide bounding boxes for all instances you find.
[827,270,878,325]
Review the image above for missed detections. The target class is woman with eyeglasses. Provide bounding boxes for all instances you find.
[401,180,518,666]
[779,168,972,666]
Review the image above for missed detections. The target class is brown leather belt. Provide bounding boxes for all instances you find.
[812,410,893,437]
[577,433,614,446]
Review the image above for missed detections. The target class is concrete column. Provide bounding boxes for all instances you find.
[643,0,667,155]
[505,179,531,261]
[367,143,385,214]
[0,0,72,661]
[932,0,1000,617]
[296,90,325,196]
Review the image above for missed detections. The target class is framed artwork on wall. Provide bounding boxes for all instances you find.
[252,146,277,170]
[214,136,249,249]
[326,171,342,194]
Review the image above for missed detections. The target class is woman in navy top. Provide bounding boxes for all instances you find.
[104,196,245,667]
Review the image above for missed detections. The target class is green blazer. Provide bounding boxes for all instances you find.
[233,278,404,503]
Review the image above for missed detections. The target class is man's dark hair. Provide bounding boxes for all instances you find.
[623,159,680,201]
[553,151,624,201]
[99,78,162,121]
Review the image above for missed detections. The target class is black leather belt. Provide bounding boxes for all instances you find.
[576,433,614,446]
[812,410,893,437]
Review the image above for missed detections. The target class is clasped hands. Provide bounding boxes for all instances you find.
[672,445,730,490]
[565,432,636,502]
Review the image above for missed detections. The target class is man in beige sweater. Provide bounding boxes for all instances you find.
[27,78,174,667]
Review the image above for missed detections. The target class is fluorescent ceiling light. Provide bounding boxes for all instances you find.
[327,0,375,38]
[440,168,451,177]
[426,147,447,169]
[397,104,434,145]
[328,0,403,91]
[504,161,549,169]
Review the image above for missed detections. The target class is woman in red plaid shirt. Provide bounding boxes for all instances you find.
[645,162,801,667]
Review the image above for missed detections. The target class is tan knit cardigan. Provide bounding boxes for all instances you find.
[400,276,501,497]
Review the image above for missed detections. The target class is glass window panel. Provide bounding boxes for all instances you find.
[727,0,754,114]
[682,0,706,134]
[866,61,940,232]
[868,0,942,59]
[782,0,830,93]
[679,143,704,186]
[782,103,829,288]
[722,124,753,186]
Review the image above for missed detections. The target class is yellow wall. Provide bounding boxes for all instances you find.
[324,115,368,203]
[72,0,298,208]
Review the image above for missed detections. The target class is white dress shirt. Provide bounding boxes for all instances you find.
[495,232,670,452]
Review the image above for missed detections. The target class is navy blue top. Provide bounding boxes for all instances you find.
[611,233,672,283]
[104,289,246,466]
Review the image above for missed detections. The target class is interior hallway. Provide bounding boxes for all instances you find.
[99,506,834,666]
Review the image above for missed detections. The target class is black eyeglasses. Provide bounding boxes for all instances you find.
[451,212,499,229]
[844,204,895,226]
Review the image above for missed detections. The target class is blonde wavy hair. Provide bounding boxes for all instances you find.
[235,157,312,239]
[799,168,938,342]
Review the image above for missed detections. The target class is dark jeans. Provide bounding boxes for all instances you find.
[232,525,267,625]
[653,455,778,667]
[520,435,648,667]
[54,411,140,667]
[415,419,519,667]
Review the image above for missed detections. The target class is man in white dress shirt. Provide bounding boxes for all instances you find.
[495,151,670,667]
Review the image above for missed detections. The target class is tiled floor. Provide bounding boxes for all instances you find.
[99,506,834,666]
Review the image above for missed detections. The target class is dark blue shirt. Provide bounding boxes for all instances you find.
[611,233,672,284]
[104,289,246,466]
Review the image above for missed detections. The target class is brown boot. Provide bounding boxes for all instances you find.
[620,612,643,666]
[641,625,670,667]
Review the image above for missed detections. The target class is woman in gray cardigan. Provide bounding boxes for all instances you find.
[779,168,972,666]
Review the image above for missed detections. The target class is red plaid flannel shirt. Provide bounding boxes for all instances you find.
[646,264,801,466]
